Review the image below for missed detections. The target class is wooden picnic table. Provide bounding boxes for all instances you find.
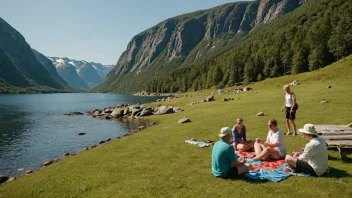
[314,124,352,131]
[325,140,352,160]
[303,125,352,160]
[321,135,352,140]
[314,125,352,136]
[318,132,352,136]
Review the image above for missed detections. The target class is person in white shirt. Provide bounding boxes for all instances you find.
[252,119,286,161]
[285,124,329,176]
[280,85,297,135]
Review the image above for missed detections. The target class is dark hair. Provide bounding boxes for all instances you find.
[307,134,318,138]
[269,119,278,126]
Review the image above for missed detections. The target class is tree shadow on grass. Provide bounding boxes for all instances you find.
[324,167,350,178]
[241,177,269,184]
[221,176,269,183]
[328,154,352,163]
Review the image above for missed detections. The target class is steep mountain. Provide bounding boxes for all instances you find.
[94,0,310,92]
[49,57,112,88]
[55,60,90,90]
[89,63,114,78]
[97,0,351,93]
[31,49,69,86]
[0,17,66,93]
[77,63,102,87]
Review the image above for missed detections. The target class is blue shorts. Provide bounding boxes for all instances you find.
[286,107,296,120]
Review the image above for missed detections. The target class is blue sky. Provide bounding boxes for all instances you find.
[1,0,242,65]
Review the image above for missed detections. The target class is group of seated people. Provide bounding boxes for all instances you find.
[212,118,328,179]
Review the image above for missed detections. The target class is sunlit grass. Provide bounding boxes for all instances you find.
[1,56,352,198]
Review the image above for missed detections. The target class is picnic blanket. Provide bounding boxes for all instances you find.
[236,151,286,171]
[236,151,309,182]
[185,139,210,148]
[244,164,309,182]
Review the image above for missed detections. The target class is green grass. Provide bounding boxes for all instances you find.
[1,56,352,197]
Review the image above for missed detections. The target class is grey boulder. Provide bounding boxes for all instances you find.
[178,117,191,124]
[0,175,9,184]
[111,108,124,118]
[140,108,153,116]
[131,109,142,116]
[173,107,183,113]
[206,95,215,102]
[256,112,265,116]
[154,106,174,115]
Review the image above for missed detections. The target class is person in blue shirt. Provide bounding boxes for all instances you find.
[212,127,252,179]
[232,118,254,151]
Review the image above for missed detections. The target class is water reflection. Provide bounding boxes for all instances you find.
[0,93,163,177]
[0,105,31,147]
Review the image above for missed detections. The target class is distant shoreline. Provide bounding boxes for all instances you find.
[132,92,176,97]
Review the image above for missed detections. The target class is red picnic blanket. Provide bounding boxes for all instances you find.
[236,151,286,171]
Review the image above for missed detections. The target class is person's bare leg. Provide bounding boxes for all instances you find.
[285,119,291,134]
[252,148,280,161]
[247,140,255,149]
[254,142,264,157]
[285,155,297,169]
[236,144,250,151]
[237,163,252,175]
[252,148,270,160]
[290,119,297,135]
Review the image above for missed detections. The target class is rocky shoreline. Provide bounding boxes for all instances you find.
[0,103,183,185]
[132,91,179,97]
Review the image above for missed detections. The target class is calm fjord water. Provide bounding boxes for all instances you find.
[0,93,163,177]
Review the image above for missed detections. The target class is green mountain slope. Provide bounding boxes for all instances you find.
[93,0,310,92]
[101,0,351,93]
[31,49,70,88]
[0,17,68,93]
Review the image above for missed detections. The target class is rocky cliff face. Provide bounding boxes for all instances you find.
[255,0,309,25]
[96,0,309,92]
[0,17,64,90]
[77,63,102,88]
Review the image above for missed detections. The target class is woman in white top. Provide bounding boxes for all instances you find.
[252,119,286,161]
[281,85,297,135]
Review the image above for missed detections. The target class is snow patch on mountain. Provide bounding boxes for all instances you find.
[48,56,114,88]
[56,59,65,64]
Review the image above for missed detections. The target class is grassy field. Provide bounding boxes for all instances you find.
[1,56,352,198]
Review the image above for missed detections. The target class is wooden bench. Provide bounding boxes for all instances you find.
[314,125,352,136]
[314,124,352,132]
[318,132,352,136]
[325,140,352,161]
[321,135,352,140]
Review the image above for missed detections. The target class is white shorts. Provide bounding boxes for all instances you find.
[278,150,286,159]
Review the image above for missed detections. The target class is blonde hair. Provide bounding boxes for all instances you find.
[283,85,290,90]
[237,118,243,122]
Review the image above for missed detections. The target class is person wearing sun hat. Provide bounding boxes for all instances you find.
[212,127,252,179]
[284,124,328,176]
